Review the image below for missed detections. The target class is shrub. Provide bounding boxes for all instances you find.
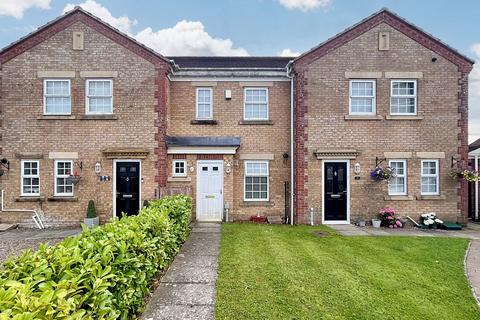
[86,200,97,218]
[0,195,192,320]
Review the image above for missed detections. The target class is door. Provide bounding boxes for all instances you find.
[324,162,348,222]
[115,161,140,218]
[196,161,223,221]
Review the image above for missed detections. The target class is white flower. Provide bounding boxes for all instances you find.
[435,219,443,224]
[421,213,428,218]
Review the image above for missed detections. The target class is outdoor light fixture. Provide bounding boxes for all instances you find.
[225,162,232,174]
[354,163,361,175]
[95,162,102,174]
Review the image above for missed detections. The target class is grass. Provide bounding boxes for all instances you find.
[216,224,480,320]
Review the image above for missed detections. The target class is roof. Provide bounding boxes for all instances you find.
[470,138,480,152]
[169,56,292,69]
[294,8,474,71]
[0,6,171,65]
[166,136,241,147]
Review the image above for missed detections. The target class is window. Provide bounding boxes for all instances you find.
[349,80,376,114]
[421,160,439,195]
[21,160,40,196]
[388,160,407,195]
[172,160,187,177]
[54,160,73,196]
[44,79,71,115]
[244,161,269,201]
[86,79,113,114]
[390,80,417,115]
[244,88,268,120]
[196,88,213,119]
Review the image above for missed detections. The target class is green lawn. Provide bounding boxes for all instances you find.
[216,224,480,320]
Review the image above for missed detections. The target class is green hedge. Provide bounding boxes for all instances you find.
[0,195,192,320]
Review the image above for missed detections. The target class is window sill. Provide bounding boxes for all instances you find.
[167,176,191,182]
[37,115,76,120]
[344,115,383,121]
[238,120,273,125]
[79,114,118,120]
[47,196,78,202]
[15,196,45,202]
[384,195,414,201]
[190,120,218,125]
[240,201,274,207]
[416,195,446,201]
[385,115,424,120]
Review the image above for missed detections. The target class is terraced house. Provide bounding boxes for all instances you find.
[0,7,473,227]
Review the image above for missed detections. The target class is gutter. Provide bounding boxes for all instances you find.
[286,61,295,225]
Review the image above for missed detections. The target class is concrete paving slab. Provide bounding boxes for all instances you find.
[161,265,217,284]
[338,230,370,236]
[466,240,480,304]
[191,227,221,234]
[146,283,215,306]
[170,254,218,269]
[142,305,214,320]
[181,239,220,256]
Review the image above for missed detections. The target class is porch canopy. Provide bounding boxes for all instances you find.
[166,136,241,154]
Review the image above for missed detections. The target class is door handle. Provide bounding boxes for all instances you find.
[122,194,133,198]
[330,194,341,199]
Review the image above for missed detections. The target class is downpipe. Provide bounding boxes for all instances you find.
[287,60,295,226]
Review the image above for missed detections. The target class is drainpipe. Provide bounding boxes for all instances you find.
[1,189,45,229]
[286,61,295,225]
[476,155,479,221]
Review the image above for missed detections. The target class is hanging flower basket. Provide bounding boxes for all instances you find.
[370,166,396,181]
[449,169,480,182]
[66,175,81,185]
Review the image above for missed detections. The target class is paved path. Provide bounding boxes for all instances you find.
[466,240,480,304]
[142,222,221,320]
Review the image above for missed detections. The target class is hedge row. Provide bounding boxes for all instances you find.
[0,195,192,320]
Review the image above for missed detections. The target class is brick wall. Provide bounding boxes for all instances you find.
[294,22,470,224]
[0,21,167,226]
[167,81,291,220]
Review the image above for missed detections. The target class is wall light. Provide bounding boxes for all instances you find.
[95,162,102,174]
[354,163,361,175]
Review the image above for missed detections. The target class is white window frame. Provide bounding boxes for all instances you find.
[172,160,187,177]
[421,159,440,196]
[195,87,213,120]
[243,88,269,121]
[388,159,407,196]
[85,79,113,115]
[54,160,74,197]
[390,80,417,115]
[21,160,40,197]
[349,79,376,115]
[244,160,269,201]
[43,79,71,115]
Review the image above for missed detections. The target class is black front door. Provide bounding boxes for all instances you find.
[116,162,140,218]
[324,162,348,221]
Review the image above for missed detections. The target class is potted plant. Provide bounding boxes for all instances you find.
[449,169,480,182]
[66,170,81,185]
[379,207,403,229]
[84,200,99,228]
[370,165,396,181]
[371,218,382,228]
[420,212,443,229]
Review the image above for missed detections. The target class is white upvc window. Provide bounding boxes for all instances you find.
[196,88,213,119]
[172,160,187,177]
[44,79,71,115]
[86,79,113,114]
[390,80,417,115]
[388,160,407,195]
[21,160,40,196]
[244,161,269,201]
[349,80,376,115]
[244,88,268,120]
[421,160,439,195]
[54,160,74,197]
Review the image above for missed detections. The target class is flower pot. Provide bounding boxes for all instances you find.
[372,219,381,228]
[357,219,366,227]
[84,217,99,228]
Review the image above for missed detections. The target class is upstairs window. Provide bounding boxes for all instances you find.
[86,79,113,114]
[244,88,268,120]
[388,160,407,195]
[196,88,213,119]
[54,160,74,197]
[390,80,417,115]
[349,80,376,115]
[21,160,40,196]
[244,161,269,201]
[44,79,71,115]
[421,160,439,195]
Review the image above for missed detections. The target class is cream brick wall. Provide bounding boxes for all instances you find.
[168,81,291,220]
[0,22,159,226]
[302,23,462,223]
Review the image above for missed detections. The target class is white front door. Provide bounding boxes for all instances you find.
[196,160,224,221]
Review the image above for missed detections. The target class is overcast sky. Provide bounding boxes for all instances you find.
[0,0,478,143]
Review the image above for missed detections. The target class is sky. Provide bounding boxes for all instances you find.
[0,0,479,143]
